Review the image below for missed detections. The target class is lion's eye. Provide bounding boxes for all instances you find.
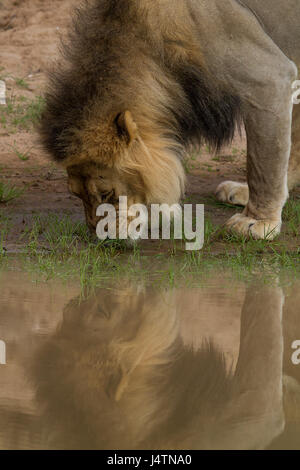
[102,190,115,203]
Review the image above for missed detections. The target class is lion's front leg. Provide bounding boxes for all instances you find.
[216,93,300,206]
[218,91,295,240]
[205,1,298,240]
[218,69,295,240]
[218,283,285,449]
[226,86,295,240]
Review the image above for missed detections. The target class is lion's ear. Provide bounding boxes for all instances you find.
[116,110,138,144]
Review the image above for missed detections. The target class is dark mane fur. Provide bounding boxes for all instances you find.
[40,0,242,163]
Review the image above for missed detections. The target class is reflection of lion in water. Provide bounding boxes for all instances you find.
[40,0,300,240]
[29,283,285,450]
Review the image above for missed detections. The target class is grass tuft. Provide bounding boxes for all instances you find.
[0,181,24,203]
[15,78,29,89]
[0,95,45,131]
[283,198,300,237]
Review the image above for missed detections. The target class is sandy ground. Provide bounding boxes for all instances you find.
[0,0,257,249]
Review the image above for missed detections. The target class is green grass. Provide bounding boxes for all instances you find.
[0,181,24,203]
[9,143,31,161]
[1,193,300,291]
[0,95,45,131]
[283,197,300,237]
[19,212,127,256]
[2,235,299,295]
[0,208,297,291]
[0,71,30,89]
[0,212,11,254]
[15,78,29,90]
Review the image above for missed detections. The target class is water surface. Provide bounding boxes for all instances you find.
[1,270,300,449]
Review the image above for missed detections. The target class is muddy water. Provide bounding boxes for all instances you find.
[1,271,300,450]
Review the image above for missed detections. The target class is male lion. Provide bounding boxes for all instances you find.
[26,283,285,449]
[40,0,300,240]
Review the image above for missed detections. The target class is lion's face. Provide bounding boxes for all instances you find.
[67,163,145,232]
[66,112,144,232]
[66,111,185,234]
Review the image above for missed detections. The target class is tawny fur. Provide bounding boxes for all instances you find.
[40,0,241,226]
[40,0,300,240]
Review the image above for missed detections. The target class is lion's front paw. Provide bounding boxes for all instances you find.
[225,213,281,240]
[216,181,249,206]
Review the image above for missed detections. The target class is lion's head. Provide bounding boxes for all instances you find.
[57,110,185,233]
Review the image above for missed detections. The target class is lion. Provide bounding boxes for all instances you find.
[24,282,285,450]
[40,0,300,240]
[3,274,300,449]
